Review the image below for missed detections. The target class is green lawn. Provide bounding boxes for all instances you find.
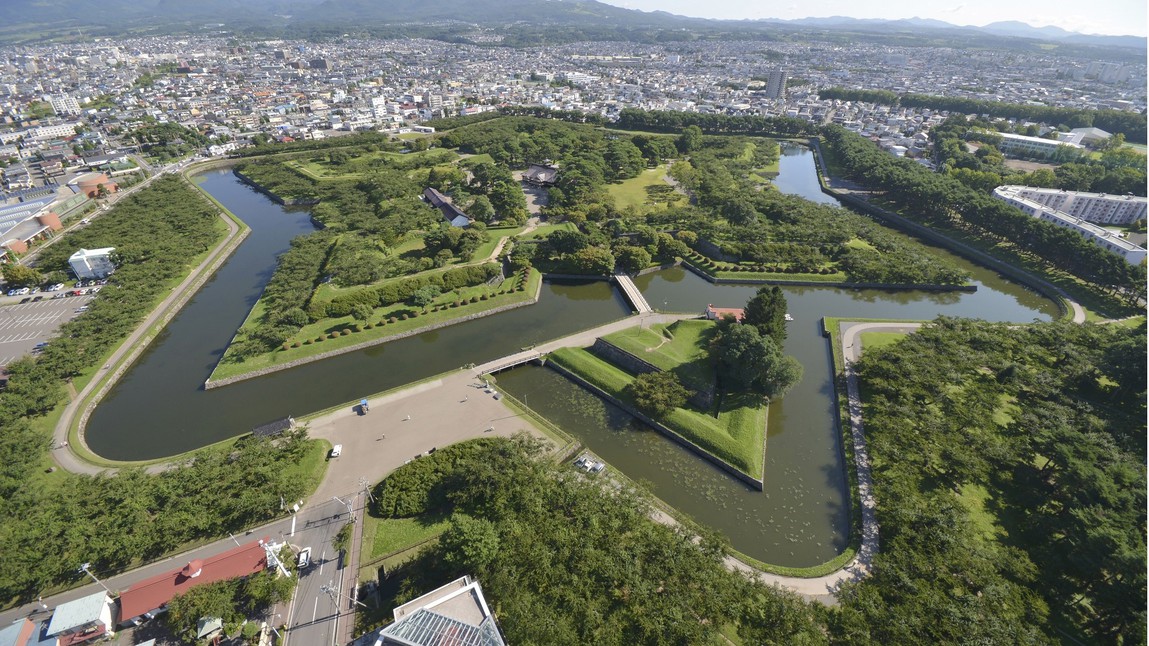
[211,270,541,381]
[954,483,1004,544]
[859,331,907,351]
[607,165,685,211]
[365,510,452,560]
[601,320,716,391]
[287,148,459,180]
[548,346,766,480]
[517,221,576,241]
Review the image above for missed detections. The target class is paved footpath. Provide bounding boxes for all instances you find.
[53,188,244,476]
[724,321,920,603]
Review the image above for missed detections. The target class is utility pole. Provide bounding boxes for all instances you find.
[359,478,375,504]
[77,563,110,593]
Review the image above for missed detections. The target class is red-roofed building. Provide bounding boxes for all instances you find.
[116,540,269,627]
[704,304,744,322]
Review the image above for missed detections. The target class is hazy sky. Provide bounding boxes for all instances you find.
[598,0,1148,37]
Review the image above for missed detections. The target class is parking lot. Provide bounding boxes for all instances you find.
[0,293,96,368]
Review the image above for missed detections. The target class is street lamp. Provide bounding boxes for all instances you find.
[77,563,110,593]
[332,496,353,517]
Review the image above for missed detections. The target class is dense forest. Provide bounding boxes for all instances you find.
[818,87,1149,143]
[841,318,1146,644]
[369,437,827,644]
[0,178,322,603]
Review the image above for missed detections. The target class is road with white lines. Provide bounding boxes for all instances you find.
[0,294,94,368]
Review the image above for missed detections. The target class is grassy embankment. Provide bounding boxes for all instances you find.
[210,268,542,381]
[284,148,459,181]
[547,319,766,481]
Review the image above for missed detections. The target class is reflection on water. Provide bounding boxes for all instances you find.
[87,155,1060,568]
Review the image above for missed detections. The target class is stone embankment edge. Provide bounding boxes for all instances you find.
[806,138,1076,321]
[204,275,544,389]
[69,168,252,464]
[681,258,978,292]
[545,359,765,490]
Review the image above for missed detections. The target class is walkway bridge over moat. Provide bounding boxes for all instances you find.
[471,312,696,377]
[612,273,653,313]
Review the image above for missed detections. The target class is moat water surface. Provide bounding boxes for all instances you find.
[87,149,1057,566]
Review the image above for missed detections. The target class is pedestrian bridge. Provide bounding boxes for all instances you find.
[612,273,653,313]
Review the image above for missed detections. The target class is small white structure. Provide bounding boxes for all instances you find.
[68,247,116,280]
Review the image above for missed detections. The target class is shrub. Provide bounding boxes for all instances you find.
[399,314,408,320]
[303,338,312,345]
[291,342,301,348]
[364,323,374,330]
[480,294,488,300]
[316,336,325,342]
[389,317,397,323]
[281,343,290,351]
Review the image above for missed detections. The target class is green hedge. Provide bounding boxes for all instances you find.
[311,263,502,319]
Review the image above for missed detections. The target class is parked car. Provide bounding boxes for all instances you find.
[47,283,65,292]
[14,287,29,296]
[75,305,89,313]
[330,444,342,458]
[297,547,312,569]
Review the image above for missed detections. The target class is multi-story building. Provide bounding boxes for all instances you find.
[993,186,1147,265]
[68,247,117,279]
[997,132,1084,158]
[763,68,786,100]
[997,186,1146,226]
[47,94,82,116]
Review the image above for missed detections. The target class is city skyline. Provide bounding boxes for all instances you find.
[599,0,1148,38]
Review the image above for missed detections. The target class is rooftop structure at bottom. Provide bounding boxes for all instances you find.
[370,576,506,646]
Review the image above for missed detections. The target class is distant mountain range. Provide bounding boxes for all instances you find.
[1,0,1144,50]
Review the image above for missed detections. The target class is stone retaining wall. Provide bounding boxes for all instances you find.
[204,276,544,389]
[590,338,714,409]
[681,259,978,292]
[546,360,764,491]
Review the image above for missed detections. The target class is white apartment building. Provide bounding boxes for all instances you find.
[48,94,82,116]
[997,132,1083,158]
[997,186,1146,226]
[993,187,1146,265]
[69,247,117,279]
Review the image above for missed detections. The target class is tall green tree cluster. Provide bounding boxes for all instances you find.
[711,318,802,401]
[821,125,1145,301]
[378,437,826,644]
[839,318,1146,643]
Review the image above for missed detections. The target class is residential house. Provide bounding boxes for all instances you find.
[117,540,270,627]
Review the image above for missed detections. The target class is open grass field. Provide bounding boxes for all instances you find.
[607,164,685,211]
[516,221,576,241]
[547,346,765,479]
[858,331,908,351]
[364,510,452,561]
